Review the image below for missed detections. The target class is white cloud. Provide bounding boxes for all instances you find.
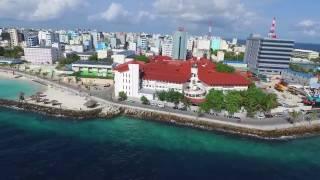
[99,3,129,22]
[0,0,82,21]
[297,19,320,36]
[90,2,154,24]
[152,0,256,30]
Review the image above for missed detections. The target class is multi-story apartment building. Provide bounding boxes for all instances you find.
[244,34,294,75]
[8,29,19,47]
[172,30,187,60]
[24,47,59,64]
[38,30,53,47]
[161,38,173,57]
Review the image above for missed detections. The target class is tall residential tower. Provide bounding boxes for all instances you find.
[172,28,187,60]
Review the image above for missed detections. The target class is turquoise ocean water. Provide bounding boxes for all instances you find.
[0,77,320,179]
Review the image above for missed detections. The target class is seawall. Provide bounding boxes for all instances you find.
[120,107,320,139]
[0,99,105,120]
[1,98,320,139]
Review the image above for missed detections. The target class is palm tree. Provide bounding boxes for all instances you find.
[288,110,302,124]
[309,111,318,125]
[181,97,191,110]
[18,92,25,102]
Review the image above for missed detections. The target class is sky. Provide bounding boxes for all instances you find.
[0,0,319,43]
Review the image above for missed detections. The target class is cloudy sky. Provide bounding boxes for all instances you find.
[0,0,319,43]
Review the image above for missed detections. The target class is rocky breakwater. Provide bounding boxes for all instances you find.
[120,106,320,139]
[0,99,104,119]
[99,104,122,118]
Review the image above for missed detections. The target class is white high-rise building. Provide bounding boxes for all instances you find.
[172,30,187,60]
[244,34,294,75]
[232,38,238,45]
[196,39,211,50]
[162,39,173,57]
[58,31,69,44]
[187,38,194,51]
[8,29,19,47]
[114,63,140,98]
[38,31,53,47]
[128,42,137,52]
[138,35,148,50]
[91,31,101,49]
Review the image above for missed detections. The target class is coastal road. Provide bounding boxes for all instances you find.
[3,67,320,131]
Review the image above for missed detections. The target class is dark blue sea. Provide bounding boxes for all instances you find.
[1,72,320,180]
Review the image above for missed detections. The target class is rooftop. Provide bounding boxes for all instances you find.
[114,56,250,86]
[72,60,113,66]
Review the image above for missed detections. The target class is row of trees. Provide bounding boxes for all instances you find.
[156,90,191,108]
[57,53,101,69]
[0,46,24,58]
[57,54,81,69]
[200,85,278,117]
[216,62,235,73]
[289,63,313,73]
[210,49,245,61]
[135,55,149,63]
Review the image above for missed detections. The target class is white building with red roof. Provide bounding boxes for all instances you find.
[114,56,250,104]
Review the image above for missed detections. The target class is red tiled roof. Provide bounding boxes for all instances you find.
[197,59,250,86]
[114,57,250,86]
[113,60,145,73]
[143,60,191,83]
[151,55,172,61]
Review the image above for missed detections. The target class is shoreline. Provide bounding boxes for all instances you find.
[1,68,320,139]
[1,98,320,140]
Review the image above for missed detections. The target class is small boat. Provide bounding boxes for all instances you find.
[14,75,23,78]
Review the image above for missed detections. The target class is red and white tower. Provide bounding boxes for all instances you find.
[208,21,213,39]
[268,17,277,39]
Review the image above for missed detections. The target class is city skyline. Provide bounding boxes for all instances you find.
[0,0,320,43]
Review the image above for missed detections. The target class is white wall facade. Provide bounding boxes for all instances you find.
[38,31,53,47]
[65,44,84,53]
[24,47,58,64]
[142,80,184,93]
[162,42,173,57]
[114,64,140,98]
[8,29,19,47]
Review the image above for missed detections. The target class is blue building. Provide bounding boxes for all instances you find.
[244,34,295,76]
[26,35,39,47]
[211,38,221,50]
[172,30,187,60]
[95,42,107,51]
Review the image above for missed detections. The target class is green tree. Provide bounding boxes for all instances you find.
[156,91,167,101]
[118,91,127,101]
[140,96,150,105]
[199,101,212,113]
[57,54,80,69]
[206,90,224,112]
[262,93,278,113]
[224,91,242,115]
[288,110,302,124]
[216,62,235,73]
[89,53,98,61]
[181,97,191,110]
[135,55,149,63]
[165,89,183,104]
[0,47,5,56]
[309,111,318,125]
[242,86,269,117]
